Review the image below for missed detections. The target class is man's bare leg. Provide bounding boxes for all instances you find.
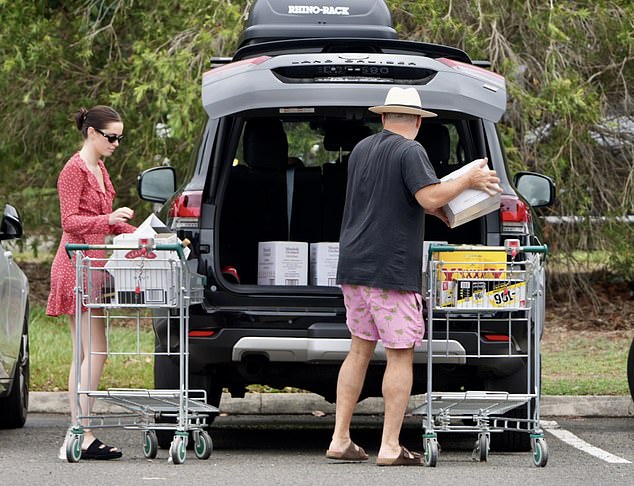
[328,336,376,453]
[377,346,415,459]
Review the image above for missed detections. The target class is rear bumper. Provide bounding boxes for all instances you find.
[160,312,530,379]
[231,336,467,364]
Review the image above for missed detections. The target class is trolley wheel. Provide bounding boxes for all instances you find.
[473,434,489,462]
[532,437,548,467]
[66,434,82,463]
[143,430,159,459]
[424,438,439,467]
[194,431,213,460]
[170,435,187,465]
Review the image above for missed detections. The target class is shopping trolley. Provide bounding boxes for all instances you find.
[64,239,219,464]
[413,243,549,467]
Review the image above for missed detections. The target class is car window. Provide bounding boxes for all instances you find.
[230,113,479,174]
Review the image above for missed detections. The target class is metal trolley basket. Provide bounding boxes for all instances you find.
[413,243,549,467]
[64,240,219,464]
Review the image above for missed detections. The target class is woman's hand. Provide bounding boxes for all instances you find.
[108,207,134,225]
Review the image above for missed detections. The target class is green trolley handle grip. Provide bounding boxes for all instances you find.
[65,243,91,258]
[427,243,548,259]
[154,244,185,259]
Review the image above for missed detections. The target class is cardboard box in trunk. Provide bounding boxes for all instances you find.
[310,242,339,286]
[257,241,308,286]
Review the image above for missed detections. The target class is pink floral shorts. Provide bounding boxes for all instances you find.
[341,284,425,349]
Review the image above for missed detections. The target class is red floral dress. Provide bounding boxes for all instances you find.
[46,153,135,316]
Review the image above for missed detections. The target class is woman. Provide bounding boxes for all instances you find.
[47,105,135,460]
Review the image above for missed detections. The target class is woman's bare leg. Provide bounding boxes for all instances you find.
[67,311,108,447]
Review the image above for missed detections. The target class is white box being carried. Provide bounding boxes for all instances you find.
[440,159,501,228]
[257,241,308,286]
[105,214,186,306]
[310,242,339,286]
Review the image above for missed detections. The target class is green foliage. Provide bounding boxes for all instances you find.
[1,0,632,287]
[0,0,251,237]
[389,0,634,285]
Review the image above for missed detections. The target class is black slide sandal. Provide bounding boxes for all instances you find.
[81,439,123,460]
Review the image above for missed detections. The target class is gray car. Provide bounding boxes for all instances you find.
[137,0,556,451]
[0,204,29,428]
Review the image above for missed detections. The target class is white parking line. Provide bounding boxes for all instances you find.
[542,420,631,464]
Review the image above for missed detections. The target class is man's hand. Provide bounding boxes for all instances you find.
[467,158,502,196]
[427,207,449,226]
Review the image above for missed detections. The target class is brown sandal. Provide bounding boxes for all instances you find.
[376,446,421,466]
[326,442,369,461]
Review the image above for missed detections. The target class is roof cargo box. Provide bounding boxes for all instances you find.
[239,0,398,47]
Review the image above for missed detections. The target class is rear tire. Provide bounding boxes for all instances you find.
[154,354,221,449]
[486,359,533,452]
[0,309,29,429]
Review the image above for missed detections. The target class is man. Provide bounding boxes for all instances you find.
[326,87,501,466]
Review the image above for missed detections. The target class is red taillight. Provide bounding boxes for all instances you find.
[169,191,202,219]
[437,57,505,86]
[500,195,530,223]
[189,330,215,338]
[483,334,510,342]
[203,55,271,78]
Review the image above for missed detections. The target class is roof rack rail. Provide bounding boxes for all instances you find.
[233,37,472,64]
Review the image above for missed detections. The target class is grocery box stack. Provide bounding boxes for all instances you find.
[431,247,526,309]
[257,241,340,287]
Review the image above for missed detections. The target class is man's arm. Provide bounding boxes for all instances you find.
[415,158,502,211]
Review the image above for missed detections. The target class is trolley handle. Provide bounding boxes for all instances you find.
[427,243,548,258]
[65,243,91,258]
[65,242,188,260]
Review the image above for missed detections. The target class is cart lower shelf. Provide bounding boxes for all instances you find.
[83,388,220,415]
[412,391,535,417]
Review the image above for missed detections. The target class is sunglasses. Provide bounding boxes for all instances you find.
[93,127,124,144]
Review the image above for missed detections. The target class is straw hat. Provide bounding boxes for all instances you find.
[369,87,437,118]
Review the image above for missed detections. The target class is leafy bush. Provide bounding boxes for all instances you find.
[1,0,632,289]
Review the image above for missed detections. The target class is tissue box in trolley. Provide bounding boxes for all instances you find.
[104,234,183,306]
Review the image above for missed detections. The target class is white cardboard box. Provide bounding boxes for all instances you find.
[440,159,501,228]
[310,242,339,286]
[257,241,308,286]
[104,214,185,306]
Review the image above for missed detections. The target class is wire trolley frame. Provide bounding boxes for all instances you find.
[412,243,549,467]
[64,239,218,464]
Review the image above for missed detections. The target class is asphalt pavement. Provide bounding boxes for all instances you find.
[30,391,634,417]
[1,413,632,485]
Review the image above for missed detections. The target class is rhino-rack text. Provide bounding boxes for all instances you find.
[288,5,350,15]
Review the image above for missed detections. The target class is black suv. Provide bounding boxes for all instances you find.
[138,0,555,450]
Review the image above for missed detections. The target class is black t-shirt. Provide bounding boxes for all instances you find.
[336,129,440,292]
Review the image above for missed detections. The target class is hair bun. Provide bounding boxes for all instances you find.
[75,107,89,130]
